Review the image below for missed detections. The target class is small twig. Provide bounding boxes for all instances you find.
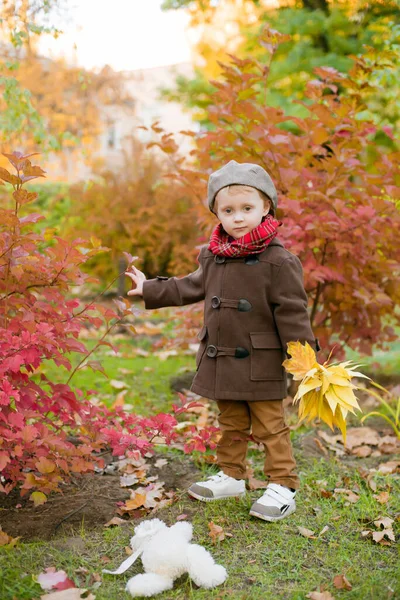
[54,500,90,532]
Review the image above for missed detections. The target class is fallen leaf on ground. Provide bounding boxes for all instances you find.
[372,530,395,544]
[319,525,329,536]
[377,435,399,454]
[154,349,178,360]
[208,521,226,543]
[176,513,188,521]
[333,488,359,503]
[373,491,390,504]
[120,473,139,487]
[374,516,394,529]
[154,458,168,468]
[247,466,268,490]
[376,461,400,474]
[111,390,128,409]
[320,489,333,498]
[333,574,352,590]
[37,568,74,591]
[298,526,316,539]
[103,517,126,527]
[344,427,380,449]
[306,591,335,600]
[361,516,395,545]
[140,482,166,508]
[0,526,20,547]
[41,589,95,600]
[350,445,372,458]
[109,379,128,390]
[121,493,147,511]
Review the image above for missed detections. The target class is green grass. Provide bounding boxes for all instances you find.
[1,455,399,599]
[344,329,400,380]
[1,316,400,599]
[36,330,195,415]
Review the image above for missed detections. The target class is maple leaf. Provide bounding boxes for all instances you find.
[283,341,318,380]
[333,574,352,590]
[285,342,364,442]
[208,521,226,543]
[122,493,147,511]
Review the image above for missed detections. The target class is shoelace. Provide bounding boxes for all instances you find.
[207,471,227,482]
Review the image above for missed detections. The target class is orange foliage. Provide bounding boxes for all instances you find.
[67,137,202,281]
[149,29,400,357]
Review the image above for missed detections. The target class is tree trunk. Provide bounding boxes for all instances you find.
[302,0,330,53]
[302,0,329,13]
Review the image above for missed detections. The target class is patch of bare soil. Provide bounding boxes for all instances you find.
[0,452,201,542]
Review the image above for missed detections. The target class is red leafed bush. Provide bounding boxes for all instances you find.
[0,152,215,503]
[151,30,400,358]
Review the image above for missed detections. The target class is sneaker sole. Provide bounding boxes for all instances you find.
[188,489,246,502]
[249,505,296,522]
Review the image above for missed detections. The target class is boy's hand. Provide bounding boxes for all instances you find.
[125,265,146,296]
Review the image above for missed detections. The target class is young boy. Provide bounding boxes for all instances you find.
[125,160,317,522]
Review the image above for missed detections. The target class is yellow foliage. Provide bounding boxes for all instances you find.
[283,341,318,380]
[284,341,366,441]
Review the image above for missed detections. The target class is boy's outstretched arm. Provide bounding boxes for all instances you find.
[125,265,146,296]
[270,255,317,353]
[125,248,205,309]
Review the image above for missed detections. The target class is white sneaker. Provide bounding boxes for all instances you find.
[188,471,246,502]
[249,483,296,521]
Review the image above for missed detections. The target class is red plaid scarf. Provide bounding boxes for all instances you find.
[208,215,281,258]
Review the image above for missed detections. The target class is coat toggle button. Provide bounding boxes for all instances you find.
[237,299,252,312]
[235,347,250,359]
[206,345,218,358]
[211,296,221,308]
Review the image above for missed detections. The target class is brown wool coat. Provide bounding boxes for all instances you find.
[142,238,316,401]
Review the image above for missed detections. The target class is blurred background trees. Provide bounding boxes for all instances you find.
[161,0,400,130]
[1,0,399,355]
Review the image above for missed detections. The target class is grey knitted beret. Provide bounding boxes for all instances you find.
[208,160,278,215]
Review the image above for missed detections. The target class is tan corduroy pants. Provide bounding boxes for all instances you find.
[216,399,299,490]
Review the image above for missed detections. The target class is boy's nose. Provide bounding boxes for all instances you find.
[234,214,243,222]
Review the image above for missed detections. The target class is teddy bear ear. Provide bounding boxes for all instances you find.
[134,518,166,538]
[169,521,193,542]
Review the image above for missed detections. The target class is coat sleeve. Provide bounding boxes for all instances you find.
[270,254,317,353]
[142,248,205,309]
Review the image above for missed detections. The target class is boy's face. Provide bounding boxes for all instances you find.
[215,186,270,239]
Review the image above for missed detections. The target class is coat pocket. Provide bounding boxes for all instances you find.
[250,332,285,381]
[196,325,208,369]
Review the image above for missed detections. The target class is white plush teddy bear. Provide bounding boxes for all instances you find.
[102,518,228,597]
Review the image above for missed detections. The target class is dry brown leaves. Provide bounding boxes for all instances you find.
[0,525,20,547]
[208,521,233,544]
[297,525,329,539]
[361,516,396,545]
[317,427,399,459]
[306,591,335,600]
[333,574,352,590]
[246,465,268,490]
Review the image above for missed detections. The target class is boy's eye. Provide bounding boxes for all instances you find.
[224,208,232,214]
[244,206,252,211]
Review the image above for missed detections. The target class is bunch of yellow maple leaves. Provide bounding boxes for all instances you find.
[283,342,366,441]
